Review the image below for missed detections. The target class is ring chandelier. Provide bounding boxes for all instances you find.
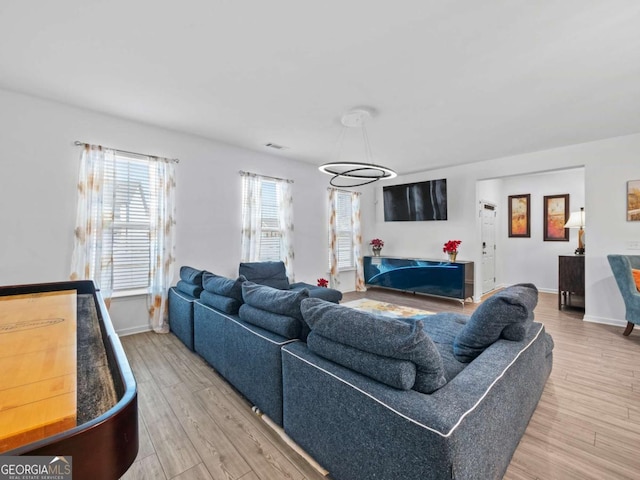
[319,108,397,188]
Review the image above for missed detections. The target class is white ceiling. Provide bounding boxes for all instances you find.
[1,1,639,174]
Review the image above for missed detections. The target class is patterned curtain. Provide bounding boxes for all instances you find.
[351,191,365,291]
[148,159,176,333]
[70,145,115,307]
[241,174,263,262]
[279,180,295,282]
[328,188,339,288]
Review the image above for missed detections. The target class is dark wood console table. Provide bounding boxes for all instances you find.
[363,256,474,303]
[558,255,585,310]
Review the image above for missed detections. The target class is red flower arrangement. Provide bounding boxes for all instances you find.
[370,238,385,248]
[317,278,329,288]
[443,239,461,254]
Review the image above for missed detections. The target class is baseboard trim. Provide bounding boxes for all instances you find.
[582,315,627,328]
[117,325,152,337]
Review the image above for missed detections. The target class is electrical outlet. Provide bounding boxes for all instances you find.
[626,241,640,250]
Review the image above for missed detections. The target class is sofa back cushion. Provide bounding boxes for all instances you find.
[199,291,242,315]
[179,265,205,286]
[453,283,538,363]
[239,304,302,339]
[242,282,307,320]
[301,298,446,393]
[239,261,290,290]
[202,272,245,302]
[176,280,203,298]
[307,332,416,390]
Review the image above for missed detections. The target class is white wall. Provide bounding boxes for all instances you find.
[498,168,585,292]
[0,89,338,335]
[363,135,640,326]
[2,87,638,331]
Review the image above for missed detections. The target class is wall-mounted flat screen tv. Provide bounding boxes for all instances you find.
[383,178,447,221]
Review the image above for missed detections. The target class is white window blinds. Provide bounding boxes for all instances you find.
[335,190,354,269]
[258,180,282,261]
[94,153,153,291]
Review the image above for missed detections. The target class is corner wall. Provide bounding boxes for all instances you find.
[0,89,337,334]
[362,134,640,327]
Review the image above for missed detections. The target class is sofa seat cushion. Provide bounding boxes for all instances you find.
[290,282,343,303]
[239,304,302,340]
[454,283,538,363]
[239,261,290,290]
[307,332,416,390]
[176,280,203,298]
[420,312,468,381]
[199,290,242,314]
[180,265,205,286]
[202,272,245,302]
[301,298,446,393]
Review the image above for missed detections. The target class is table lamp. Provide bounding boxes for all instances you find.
[564,207,585,254]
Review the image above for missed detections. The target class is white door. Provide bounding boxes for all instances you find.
[481,203,497,294]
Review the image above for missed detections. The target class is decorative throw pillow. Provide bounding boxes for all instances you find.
[301,298,446,393]
[239,261,290,290]
[202,272,245,302]
[179,266,204,286]
[453,283,538,363]
[632,269,640,292]
[242,282,308,320]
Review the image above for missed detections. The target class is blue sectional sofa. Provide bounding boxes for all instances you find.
[193,274,312,426]
[282,285,553,480]
[169,272,553,480]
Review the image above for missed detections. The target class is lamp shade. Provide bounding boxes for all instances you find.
[564,208,585,229]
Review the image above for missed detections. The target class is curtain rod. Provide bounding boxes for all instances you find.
[74,141,179,164]
[327,187,360,194]
[239,170,293,183]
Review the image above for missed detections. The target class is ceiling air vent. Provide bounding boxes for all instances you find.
[264,143,288,150]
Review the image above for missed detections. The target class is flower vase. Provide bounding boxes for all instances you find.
[448,252,457,262]
[372,247,382,257]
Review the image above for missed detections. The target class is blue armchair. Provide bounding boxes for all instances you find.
[607,254,640,336]
[239,261,343,303]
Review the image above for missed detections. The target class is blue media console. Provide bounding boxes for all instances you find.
[363,256,474,302]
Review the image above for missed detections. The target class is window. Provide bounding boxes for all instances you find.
[240,173,294,266]
[255,179,282,261]
[93,152,154,292]
[333,190,355,269]
[72,143,176,329]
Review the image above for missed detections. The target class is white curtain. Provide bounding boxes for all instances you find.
[279,180,295,282]
[70,144,177,331]
[241,174,263,261]
[70,145,115,307]
[148,159,177,333]
[352,191,366,291]
[328,188,339,288]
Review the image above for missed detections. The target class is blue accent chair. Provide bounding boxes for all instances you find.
[607,254,640,336]
[239,261,343,303]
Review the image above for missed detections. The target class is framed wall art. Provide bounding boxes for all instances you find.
[508,194,530,238]
[543,194,570,241]
[628,180,640,221]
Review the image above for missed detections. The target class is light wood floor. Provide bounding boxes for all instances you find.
[120,288,640,480]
